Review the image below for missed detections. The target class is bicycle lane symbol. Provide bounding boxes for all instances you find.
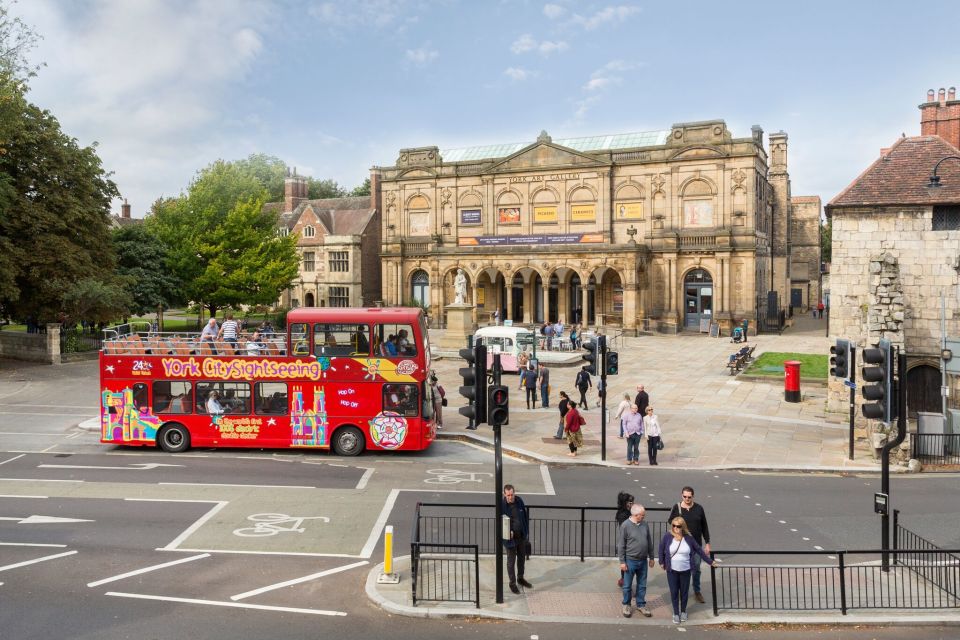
[232,513,330,538]
[424,469,493,485]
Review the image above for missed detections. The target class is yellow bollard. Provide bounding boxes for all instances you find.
[377,525,400,584]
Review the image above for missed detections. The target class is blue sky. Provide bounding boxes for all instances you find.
[12,0,960,217]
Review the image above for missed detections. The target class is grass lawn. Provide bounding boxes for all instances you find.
[745,352,828,379]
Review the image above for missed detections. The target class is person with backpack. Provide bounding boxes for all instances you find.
[555,391,571,439]
[563,402,585,457]
[575,366,592,410]
[519,364,538,409]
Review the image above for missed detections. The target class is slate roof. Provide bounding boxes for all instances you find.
[828,136,960,208]
[441,130,671,162]
[278,195,375,235]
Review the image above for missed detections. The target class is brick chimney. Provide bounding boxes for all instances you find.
[121,198,131,219]
[920,86,960,149]
[369,168,382,211]
[283,167,309,213]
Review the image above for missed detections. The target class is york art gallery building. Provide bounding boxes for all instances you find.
[375,121,819,335]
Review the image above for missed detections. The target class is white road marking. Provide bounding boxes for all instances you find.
[356,467,375,490]
[162,501,229,551]
[87,554,210,588]
[0,431,63,436]
[165,548,365,558]
[0,454,25,466]
[0,542,67,548]
[0,495,46,499]
[0,515,93,524]
[105,591,346,616]
[39,463,183,471]
[0,478,82,483]
[230,560,368,601]
[360,488,400,559]
[540,464,555,495]
[158,483,314,489]
[0,403,92,409]
[0,550,77,572]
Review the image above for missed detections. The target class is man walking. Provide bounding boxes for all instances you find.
[634,384,649,416]
[575,366,592,410]
[668,486,712,604]
[502,484,533,594]
[537,362,550,408]
[519,364,537,409]
[617,503,654,617]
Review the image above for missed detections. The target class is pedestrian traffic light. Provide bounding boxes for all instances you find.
[606,351,619,375]
[861,338,895,423]
[487,384,509,426]
[582,339,598,375]
[458,344,487,425]
[829,338,851,379]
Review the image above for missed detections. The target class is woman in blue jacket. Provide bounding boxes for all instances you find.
[658,516,716,624]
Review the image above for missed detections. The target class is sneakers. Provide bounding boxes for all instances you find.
[672,614,680,624]
[694,591,705,604]
[622,604,633,618]
[680,612,688,622]
[518,578,533,588]
[637,606,652,617]
[509,583,520,594]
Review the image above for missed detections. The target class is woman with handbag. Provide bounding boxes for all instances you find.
[659,516,717,624]
[643,406,662,465]
[564,402,585,457]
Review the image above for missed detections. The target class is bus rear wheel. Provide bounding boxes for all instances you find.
[332,426,365,457]
[158,423,191,453]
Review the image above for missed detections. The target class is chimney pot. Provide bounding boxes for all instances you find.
[121,199,131,219]
[928,89,936,102]
[950,87,957,101]
[939,88,946,103]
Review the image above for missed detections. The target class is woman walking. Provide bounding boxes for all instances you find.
[659,516,716,624]
[643,406,662,465]
[563,402,585,457]
[554,391,571,439]
[614,392,632,438]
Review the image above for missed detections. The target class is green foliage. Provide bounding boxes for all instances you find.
[148,159,299,317]
[349,177,371,197]
[820,219,832,263]
[61,277,133,326]
[744,352,828,379]
[0,2,43,79]
[0,71,119,323]
[234,153,287,202]
[308,177,347,199]
[112,225,183,316]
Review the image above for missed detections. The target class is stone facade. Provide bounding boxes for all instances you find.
[789,196,822,311]
[0,323,62,364]
[376,122,810,335]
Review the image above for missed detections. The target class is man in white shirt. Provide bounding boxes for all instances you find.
[218,312,239,345]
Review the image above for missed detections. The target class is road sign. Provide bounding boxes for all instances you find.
[844,380,857,389]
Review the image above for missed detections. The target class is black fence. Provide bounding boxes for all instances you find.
[910,433,960,465]
[894,510,960,600]
[60,325,103,354]
[411,503,481,608]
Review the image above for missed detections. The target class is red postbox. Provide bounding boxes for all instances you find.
[784,360,801,403]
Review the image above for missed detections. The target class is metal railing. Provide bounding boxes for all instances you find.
[894,510,960,600]
[411,502,481,608]
[910,433,960,465]
[713,548,960,615]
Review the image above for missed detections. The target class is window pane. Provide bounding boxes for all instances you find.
[290,323,309,355]
[153,381,192,414]
[197,382,251,415]
[383,383,419,417]
[933,206,960,231]
[329,251,349,272]
[313,322,363,356]
[255,382,288,415]
[375,323,417,357]
[329,286,350,307]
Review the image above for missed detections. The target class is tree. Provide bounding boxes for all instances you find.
[0,71,119,323]
[820,218,832,264]
[308,177,346,199]
[234,153,287,202]
[112,225,183,317]
[0,1,43,79]
[61,276,132,327]
[350,177,371,197]
[149,159,300,317]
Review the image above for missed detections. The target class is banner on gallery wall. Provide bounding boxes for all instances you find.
[571,204,596,222]
[533,206,558,223]
[616,202,643,220]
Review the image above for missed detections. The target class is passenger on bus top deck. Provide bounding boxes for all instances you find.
[245,331,265,356]
[355,326,369,353]
[397,329,412,354]
[200,318,218,342]
[260,321,274,336]
[384,335,399,356]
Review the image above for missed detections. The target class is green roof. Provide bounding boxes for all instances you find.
[441,130,670,163]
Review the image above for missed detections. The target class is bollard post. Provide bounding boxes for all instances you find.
[377,525,400,584]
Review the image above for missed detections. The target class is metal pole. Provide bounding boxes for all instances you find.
[943,292,948,419]
[600,336,607,461]
[849,346,856,460]
[880,349,908,572]
[493,352,504,604]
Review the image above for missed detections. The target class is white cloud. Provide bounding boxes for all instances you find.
[573,95,601,120]
[583,59,634,91]
[405,46,439,65]
[504,67,532,81]
[572,5,640,30]
[308,0,406,30]
[510,33,568,56]
[583,77,614,91]
[543,3,565,19]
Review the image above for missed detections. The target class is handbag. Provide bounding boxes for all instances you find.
[657,438,665,451]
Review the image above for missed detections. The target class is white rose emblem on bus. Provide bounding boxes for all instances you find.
[368,411,408,449]
[395,360,418,375]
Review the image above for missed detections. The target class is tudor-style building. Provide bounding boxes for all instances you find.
[376,121,815,334]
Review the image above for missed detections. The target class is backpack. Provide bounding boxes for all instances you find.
[576,371,588,387]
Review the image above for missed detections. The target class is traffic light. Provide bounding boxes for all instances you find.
[829,338,851,379]
[458,344,487,425]
[606,350,619,375]
[487,384,509,426]
[861,338,895,423]
[583,339,598,375]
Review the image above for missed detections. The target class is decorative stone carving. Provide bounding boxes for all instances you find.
[732,168,746,190]
[441,187,452,207]
[652,173,666,194]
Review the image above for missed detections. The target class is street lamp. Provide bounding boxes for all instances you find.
[927,155,960,187]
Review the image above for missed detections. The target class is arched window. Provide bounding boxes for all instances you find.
[411,270,429,308]
[303,225,316,238]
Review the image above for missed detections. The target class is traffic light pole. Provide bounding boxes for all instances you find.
[492,352,504,604]
[880,349,908,572]
[600,336,607,462]
[848,347,856,461]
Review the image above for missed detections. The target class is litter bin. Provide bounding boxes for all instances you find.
[784,360,801,403]
[917,412,947,457]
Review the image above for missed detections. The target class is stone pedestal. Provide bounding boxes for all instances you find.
[438,304,474,351]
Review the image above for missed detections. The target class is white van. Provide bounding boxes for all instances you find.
[473,326,537,373]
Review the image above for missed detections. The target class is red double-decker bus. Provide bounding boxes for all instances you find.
[98,307,436,456]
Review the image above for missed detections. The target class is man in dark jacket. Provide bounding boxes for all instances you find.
[502,484,532,594]
[634,384,649,416]
[668,485,711,603]
[575,366,592,409]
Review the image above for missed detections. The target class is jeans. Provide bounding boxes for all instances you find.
[626,433,641,462]
[691,553,703,593]
[647,435,660,464]
[525,387,537,409]
[621,558,648,606]
[667,569,692,615]
[540,384,549,408]
[506,541,526,584]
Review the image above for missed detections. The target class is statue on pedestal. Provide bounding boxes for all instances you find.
[454,268,467,304]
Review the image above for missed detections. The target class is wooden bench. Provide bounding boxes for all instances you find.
[726,346,755,375]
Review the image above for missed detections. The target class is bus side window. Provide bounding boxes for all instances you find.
[255,382,288,416]
[384,383,418,417]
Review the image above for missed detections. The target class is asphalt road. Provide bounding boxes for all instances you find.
[2,358,960,638]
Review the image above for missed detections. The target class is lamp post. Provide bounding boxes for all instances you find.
[927,155,960,187]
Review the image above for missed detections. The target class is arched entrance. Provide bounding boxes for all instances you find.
[906,364,941,418]
[411,269,429,308]
[305,292,315,307]
[683,268,713,329]
[511,273,524,321]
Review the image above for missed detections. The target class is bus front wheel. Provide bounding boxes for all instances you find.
[332,426,365,457]
[158,423,191,453]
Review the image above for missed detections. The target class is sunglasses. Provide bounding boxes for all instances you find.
[672,524,683,529]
